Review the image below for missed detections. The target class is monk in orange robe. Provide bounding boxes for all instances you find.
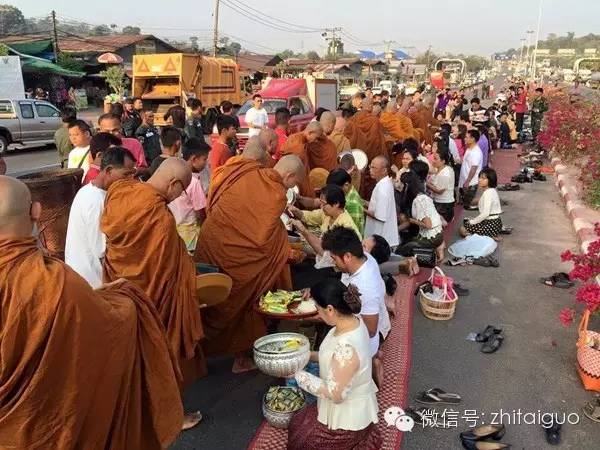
[194,155,306,373]
[0,176,182,450]
[281,122,323,197]
[306,112,338,171]
[329,116,351,153]
[344,98,387,161]
[101,159,205,387]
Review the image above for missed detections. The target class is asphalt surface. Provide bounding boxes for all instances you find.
[403,168,600,449]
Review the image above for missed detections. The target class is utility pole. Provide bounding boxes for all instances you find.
[426,45,432,74]
[51,10,59,63]
[322,27,342,61]
[212,0,220,57]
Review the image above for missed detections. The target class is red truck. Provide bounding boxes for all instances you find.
[236,77,338,148]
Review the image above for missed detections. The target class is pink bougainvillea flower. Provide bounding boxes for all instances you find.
[559,308,576,326]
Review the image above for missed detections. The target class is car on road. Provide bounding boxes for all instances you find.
[0,99,61,154]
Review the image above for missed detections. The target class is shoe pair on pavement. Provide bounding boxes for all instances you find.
[476,325,504,353]
[460,424,509,449]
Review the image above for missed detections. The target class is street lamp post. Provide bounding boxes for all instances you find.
[531,0,544,81]
[525,30,534,75]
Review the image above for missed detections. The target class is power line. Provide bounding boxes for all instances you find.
[225,0,322,32]
[219,0,320,34]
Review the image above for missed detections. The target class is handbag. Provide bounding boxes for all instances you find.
[576,309,600,392]
[412,246,437,268]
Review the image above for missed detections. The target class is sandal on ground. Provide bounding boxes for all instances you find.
[498,183,520,192]
[415,388,462,405]
[544,422,562,445]
[582,398,600,423]
[500,227,513,235]
[454,283,470,296]
[539,273,574,289]
[481,334,504,354]
[404,406,429,426]
[476,325,502,343]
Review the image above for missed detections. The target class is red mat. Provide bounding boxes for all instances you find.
[490,147,522,184]
[247,274,417,450]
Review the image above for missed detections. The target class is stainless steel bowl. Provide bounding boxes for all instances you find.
[262,388,305,429]
[253,332,310,378]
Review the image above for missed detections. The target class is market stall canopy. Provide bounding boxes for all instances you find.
[20,57,85,78]
[97,52,124,64]
[5,39,53,55]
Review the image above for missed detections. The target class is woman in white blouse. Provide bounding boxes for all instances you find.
[426,145,455,223]
[288,279,381,450]
[396,161,444,258]
[460,168,503,238]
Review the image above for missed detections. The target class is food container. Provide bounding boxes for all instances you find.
[253,332,310,378]
[262,387,305,429]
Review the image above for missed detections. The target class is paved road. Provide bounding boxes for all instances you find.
[3,146,59,175]
[403,176,600,449]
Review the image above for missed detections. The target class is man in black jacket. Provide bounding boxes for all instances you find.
[134,110,161,165]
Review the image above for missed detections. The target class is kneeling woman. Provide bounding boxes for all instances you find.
[460,168,503,238]
[288,279,381,450]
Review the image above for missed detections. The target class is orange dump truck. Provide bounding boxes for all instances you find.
[132,53,244,125]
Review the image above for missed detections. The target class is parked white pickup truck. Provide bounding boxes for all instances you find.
[0,99,62,154]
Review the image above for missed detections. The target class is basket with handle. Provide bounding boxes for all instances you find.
[419,266,458,321]
[18,168,83,260]
[576,309,600,392]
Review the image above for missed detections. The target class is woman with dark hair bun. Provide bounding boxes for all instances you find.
[288,279,381,450]
[460,168,503,238]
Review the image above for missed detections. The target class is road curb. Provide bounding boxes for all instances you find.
[551,156,596,252]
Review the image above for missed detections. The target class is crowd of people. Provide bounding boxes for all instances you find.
[0,75,550,448]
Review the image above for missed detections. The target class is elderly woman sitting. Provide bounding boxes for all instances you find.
[289,184,361,256]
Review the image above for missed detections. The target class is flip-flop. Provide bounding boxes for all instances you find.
[582,399,600,423]
[454,283,470,296]
[539,275,574,289]
[500,227,513,235]
[415,388,462,405]
[481,334,504,354]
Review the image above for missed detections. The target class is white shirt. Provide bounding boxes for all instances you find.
[65,183,106,288]
[365,176,399,247]
[341,253,391,356]
[245,107,268,137]
[431,165,455,203]
[459,145,483,187]
[67,145,91,176]
[448,138,461,163]
[412,193,443,239]
[470,188,502,225]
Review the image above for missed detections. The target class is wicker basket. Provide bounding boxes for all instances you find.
[419,267,458,321]
[18,168,83,260]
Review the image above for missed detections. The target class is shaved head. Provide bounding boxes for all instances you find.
[274,155,305,189]
[258,128,278,156]
[372,104,382,117]
[147,157,193,202]
[319,111,336,135]
[243,137,268,165]
[303,121,323,143]
[361,98,373,113]
[334,116,346,132]
[0,175,39,238]
[372,155,390,168]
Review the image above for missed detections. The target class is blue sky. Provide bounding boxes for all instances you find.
[13,0,600,55]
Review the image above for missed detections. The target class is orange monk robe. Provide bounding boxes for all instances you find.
[281,132,314,197]
[343,110,387,161]
[408,107,428,144]
[194,158,292,357]
[101,179,205,384]
[0,238,182,450]
[329,129,351,154]
[307,135,338,172]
